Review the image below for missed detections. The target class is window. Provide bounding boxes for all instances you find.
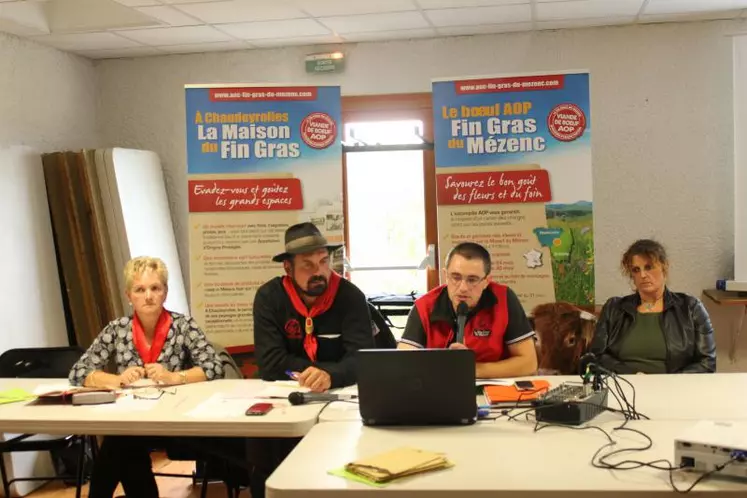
[344,120,427,295]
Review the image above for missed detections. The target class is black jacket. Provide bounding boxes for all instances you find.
[253,276,373,388]
[590,288,716,374]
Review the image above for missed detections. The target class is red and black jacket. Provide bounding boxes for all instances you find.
[400,283,534,362]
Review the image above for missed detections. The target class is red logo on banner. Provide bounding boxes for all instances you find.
[547,103,586,142]
[208,87,318,102]
[454,75,565,94]
[188,178,303,212]
[300,112,337,149]
[436,170,552,205]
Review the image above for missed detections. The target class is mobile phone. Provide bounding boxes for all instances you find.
[245,402,273,416]
[514,380,535,391]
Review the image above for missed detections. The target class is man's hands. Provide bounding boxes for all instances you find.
[297,367,331,393]
[448,342,468,350]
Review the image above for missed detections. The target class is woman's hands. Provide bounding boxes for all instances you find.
[118,366,145,385]
[143,363,179,384]
[116,364,178,386]
[87,364,184,388]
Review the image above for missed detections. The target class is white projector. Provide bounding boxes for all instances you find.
[674,420,747,480]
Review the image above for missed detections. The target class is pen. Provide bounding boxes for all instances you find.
[285,370,299,380]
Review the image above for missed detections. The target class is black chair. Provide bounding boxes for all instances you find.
[0,346,92,498]
[154,344,248,498]
[369,303,398,349]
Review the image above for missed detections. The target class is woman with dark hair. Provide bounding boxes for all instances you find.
[590,239,716,374]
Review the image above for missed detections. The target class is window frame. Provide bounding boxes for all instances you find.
[341,93,439,291]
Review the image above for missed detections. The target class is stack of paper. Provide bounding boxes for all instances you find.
[343,447,452,484]
[255,383,309,400]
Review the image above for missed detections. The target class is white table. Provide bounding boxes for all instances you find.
[0,379,323,437]
[319,373,747,423]
[267,419,747,497]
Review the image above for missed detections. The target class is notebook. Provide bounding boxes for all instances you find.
[483,380,550,408]
[34,387,115,405]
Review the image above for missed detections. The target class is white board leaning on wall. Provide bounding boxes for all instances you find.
[0,145,67,495]
[733,36,747,285]
[94,148,189,315]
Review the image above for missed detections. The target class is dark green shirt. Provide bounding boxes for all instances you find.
[618,312,667,374]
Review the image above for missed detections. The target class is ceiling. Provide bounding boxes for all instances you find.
[0,0,746,60]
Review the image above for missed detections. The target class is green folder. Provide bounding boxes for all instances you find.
[0,388,36,405]
[328,468,388,488]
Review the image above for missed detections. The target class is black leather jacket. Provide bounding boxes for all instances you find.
[590,288,716,373]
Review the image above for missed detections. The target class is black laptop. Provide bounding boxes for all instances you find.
[356,349,477,426]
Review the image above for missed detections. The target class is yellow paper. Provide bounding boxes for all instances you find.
[0,388,35,404]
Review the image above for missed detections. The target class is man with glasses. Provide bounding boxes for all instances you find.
[398,242,537,378]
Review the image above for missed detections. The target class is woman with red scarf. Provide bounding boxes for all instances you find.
[69,256,224,498]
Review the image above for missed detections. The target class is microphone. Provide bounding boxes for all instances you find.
[287,391,357,406]
[455,302,469,344]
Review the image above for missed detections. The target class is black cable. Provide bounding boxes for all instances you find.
[602,378,630,418]
[314,399,359,422]
[532,418,615,444]
[603,376,634,419]
[505,367,737,494]
[612,374,638,411]
[669,458,738,494]
[609,375,640,420]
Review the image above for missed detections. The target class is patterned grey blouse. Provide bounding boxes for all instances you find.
[69,311,225,386]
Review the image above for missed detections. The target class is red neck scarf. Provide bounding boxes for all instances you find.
[132,309,173,364]
[282,272,341,362]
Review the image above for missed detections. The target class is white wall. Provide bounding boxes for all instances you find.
[0,31,99,151]
[0,30,99,351]
[734,35,747,284]
[96,19,745,303]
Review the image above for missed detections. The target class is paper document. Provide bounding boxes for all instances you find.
[127,379,158,388]
[333,385,358,397]
[33,383,74,395]
[186,394,251,419]
[92,395,158,412]
[186,393,290,419]
[475,379,513,387]
[222,382,267,400]
[271,380,302,388]
[255,383,309,399]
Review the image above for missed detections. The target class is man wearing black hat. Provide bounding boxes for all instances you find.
[247,223,373,498]
[253,222,373,392]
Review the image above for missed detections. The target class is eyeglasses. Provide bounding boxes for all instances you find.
[446,273,486,288]
[132,387,177,400]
